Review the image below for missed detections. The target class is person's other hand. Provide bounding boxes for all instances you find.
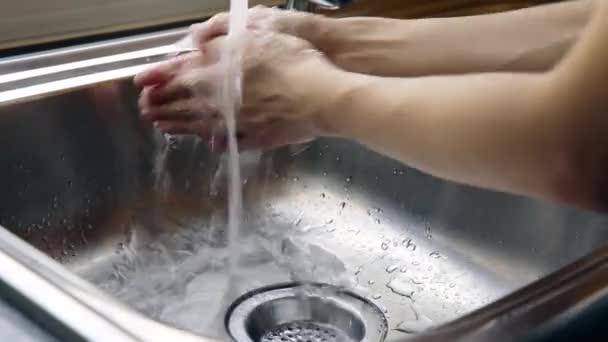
[191,6,325,50]
[134,28,340,152]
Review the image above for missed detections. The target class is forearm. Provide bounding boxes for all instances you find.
[308,67,565,204]
[293,0,607,210]
[309,0,593,76]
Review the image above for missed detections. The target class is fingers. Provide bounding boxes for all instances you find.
[140,83,191,107]
[134,49,219,89]
[138,61,224,119]
[191,13,229,46]
[134,57,184,87]
[134,63,175,87]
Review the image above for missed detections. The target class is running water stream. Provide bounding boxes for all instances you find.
[222,0,248,287]
[160,0,248,280]
[154,0,249,322]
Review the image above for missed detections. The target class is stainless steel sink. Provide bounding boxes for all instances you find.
[1,28,608,342]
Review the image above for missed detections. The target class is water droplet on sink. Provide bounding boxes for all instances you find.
[354,266,363,276]
[375,218,381,224]
[400,266,407,273]
[449,283,456,288]
[386,264,399,273]
[372,294,382,300]
[368,280,376,285]
[322,171,328,176]
[292,176,300,182]
[429,251,443,259]
[395,313,433,334]
[339,201,346,209]
[411,277,424,285]
[386,279,415,300]
[320,193,326,198]
[424,222,432,236]
[381,240,390,250]
[402,239,417,251]
[293,215,303,227]
[345,176,352,183]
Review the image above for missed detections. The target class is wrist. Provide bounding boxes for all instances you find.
[289,60,370,137]
[277,12,340,61]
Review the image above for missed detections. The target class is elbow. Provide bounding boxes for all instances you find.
[539,68,608,213]
[551,172,608,213]
[548,137,608,213]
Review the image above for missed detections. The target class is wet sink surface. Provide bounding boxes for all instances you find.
[69,140,512,340]
[2,63,608,341]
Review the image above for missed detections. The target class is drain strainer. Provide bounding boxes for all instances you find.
[260,321,347,342]
[225,282,388,342]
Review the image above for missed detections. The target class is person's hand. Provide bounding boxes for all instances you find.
[191,6,326,51]
[134,28,341,152]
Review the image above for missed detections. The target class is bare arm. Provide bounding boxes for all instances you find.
[307,0,593,76]
[137,1,606,210]
[301,1,608,211]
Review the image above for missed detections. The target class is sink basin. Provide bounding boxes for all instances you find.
[1,28,608,342]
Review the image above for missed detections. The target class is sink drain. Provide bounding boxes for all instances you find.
[225,282,388,342]
[260,321,349,342]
